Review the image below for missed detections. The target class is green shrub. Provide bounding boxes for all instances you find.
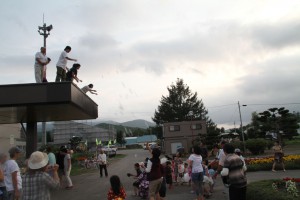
[246,139,267,155]
[247,179,299,200]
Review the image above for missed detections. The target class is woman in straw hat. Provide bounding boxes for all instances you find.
[22,151,60,200]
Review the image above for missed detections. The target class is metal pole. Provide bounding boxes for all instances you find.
[238,101,246,152]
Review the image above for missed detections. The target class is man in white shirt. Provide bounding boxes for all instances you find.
[55,46,77,82]
[4,147,22,200]
[34,47,50,83]
[97,150,108,178]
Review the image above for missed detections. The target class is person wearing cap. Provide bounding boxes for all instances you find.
[55,46,77,82]
[21,151,60,200]
[4,147,22,200]
[234,149,247,172]
[0,153,8,200]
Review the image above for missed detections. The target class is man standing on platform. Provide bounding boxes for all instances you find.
[34,47,50,83]
[55,46,77,82]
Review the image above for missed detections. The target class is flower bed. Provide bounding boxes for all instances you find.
[247,178,300,200]
[245,154,300,171]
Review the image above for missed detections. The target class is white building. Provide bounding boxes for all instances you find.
[52,121,116,147]
[0,124,26,155]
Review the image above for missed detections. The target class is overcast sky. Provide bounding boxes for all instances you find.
[1,0,300,129]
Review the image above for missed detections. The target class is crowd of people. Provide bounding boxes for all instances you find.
[34,45,98,95]
[0,140,286,200]
[120,141,249,200]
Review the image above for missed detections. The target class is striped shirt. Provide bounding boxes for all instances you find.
[223,154,247,188]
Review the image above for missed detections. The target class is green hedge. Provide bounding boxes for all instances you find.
[246,139,267,155]
[247,180,299,200]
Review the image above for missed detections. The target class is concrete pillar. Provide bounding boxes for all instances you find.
[26,122,37,158]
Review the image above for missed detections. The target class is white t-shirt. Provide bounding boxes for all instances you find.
[218,149,226,166]
[56,51,68,69]
[64,154,71,170]
[34,52,48,68]
[188,154,203,173]
[4,160,22,191]
[97,153,107,164]
[81,85,90,93]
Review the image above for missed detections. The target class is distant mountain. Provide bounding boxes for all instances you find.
[121,119,155,129]
[95,119,156,136]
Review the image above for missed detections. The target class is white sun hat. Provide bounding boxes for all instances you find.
[28,151,49,169]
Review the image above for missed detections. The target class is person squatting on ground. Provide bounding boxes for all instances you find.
[221,143,247,200]
[97,150,108,178]
[0,153,8,200]
[21,151,60,200]
[55,46,77,82]
[34,47,51,83]
[107,175,126,200]
[4,147,22,200]
[145,148,164,200]
[66,63,82,83]
[127,163,142,196]
[81,84,98,95]
[188,145,204,200]
[272,141,286,172]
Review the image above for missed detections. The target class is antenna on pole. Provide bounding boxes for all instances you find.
[38,14,53,48]
[37,15,53,145]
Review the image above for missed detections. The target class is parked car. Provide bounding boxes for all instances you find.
[101,145,117,157]
[143,142,161,150]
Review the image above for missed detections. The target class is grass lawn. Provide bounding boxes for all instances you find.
[247,179,300,200]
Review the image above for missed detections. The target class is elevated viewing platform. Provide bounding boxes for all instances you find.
[0,82,98,124]
[0,82,98,157]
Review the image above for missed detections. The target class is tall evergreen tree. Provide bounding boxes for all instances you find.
[152,78,219,145]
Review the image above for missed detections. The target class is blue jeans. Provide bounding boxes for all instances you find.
[191,172,204,196]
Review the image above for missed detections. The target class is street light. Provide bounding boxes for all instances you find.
[238,101,247,152]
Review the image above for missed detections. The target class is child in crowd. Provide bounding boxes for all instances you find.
[165,161,173,189]
[173,152,183,184]
[202,160,214,198]
[182,162,191,185]
[137,162,149,199]
[107,175,126,200]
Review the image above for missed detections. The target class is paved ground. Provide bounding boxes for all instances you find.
[52,149,300,200]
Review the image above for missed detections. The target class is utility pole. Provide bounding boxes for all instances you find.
[238,101,246,152]
[38,14,53,146]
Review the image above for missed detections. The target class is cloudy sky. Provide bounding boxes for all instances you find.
[1,0,300,129]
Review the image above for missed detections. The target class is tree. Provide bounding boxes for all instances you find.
[152,78,219,145]
[257,107,299,143]
[116,130,126,146]
[153,78,208,124]
[69,136,82,150]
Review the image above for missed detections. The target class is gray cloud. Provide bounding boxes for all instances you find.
[250,21,300,48]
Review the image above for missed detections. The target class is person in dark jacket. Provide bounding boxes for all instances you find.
[145,148,164,200]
